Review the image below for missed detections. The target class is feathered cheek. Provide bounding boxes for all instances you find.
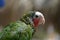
[0,0,5,8]
[33,18,40,27]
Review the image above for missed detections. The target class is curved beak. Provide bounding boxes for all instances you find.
[42,17,45,24]
[38,16,45,25]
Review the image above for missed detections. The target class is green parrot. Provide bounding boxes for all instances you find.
[0,11,45,40]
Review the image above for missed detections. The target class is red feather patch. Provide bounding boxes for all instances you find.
[33,18,40,27]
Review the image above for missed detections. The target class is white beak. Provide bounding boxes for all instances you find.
[42,17,45,24]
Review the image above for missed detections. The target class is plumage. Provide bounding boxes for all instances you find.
[0,21,34,40]
[0,11,35,40]
[0,11,45,40]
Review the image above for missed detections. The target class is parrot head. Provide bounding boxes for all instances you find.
[31,11,45,28]
[21,11,45,28]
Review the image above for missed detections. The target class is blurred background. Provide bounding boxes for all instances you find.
[0,0,60,40]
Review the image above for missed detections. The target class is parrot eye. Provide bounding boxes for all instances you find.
[35,15,38,18]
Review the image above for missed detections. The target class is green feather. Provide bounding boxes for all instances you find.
[0,21,34,40]
[0,11,35,40]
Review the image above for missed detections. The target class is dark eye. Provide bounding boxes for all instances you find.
[35,15,38,18]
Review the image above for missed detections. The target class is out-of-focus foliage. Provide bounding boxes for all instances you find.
[0,0,32,26]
